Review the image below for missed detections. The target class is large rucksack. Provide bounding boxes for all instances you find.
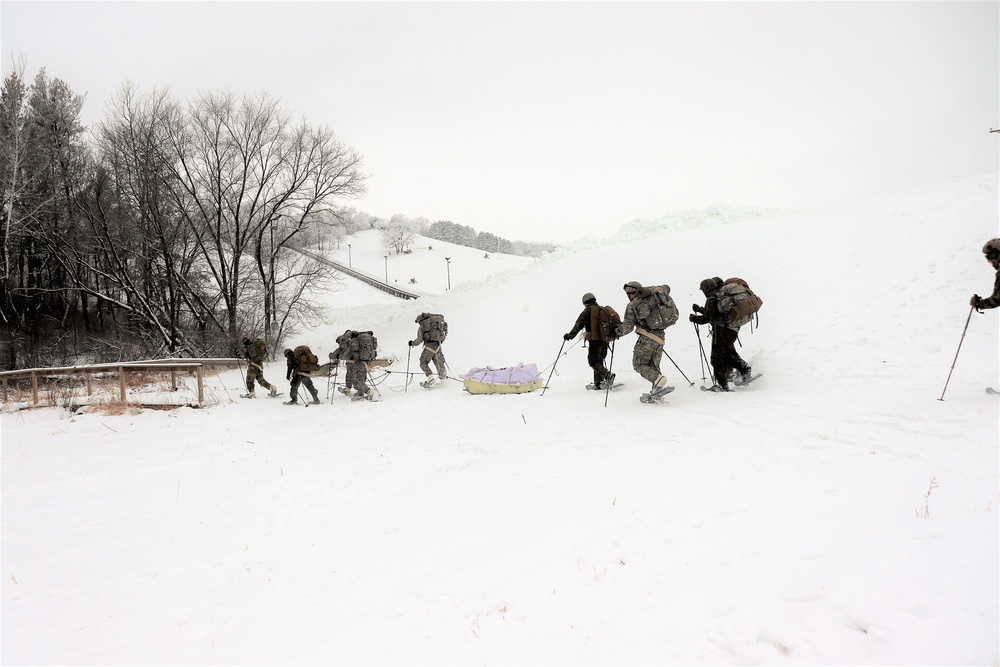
[716,277,763,328]
[355,331,378,361]
[293,345,319,372]
[423,314,448,343]
[590,304,622,342]
[642,285,680,330]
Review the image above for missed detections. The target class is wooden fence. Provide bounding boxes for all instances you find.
[0,358,244,409]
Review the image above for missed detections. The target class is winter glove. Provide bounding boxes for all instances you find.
[692,304,704,313]
[971,294,981,309]
[409,340,417,347]
[563,333,573,341]
[689,313,698,322]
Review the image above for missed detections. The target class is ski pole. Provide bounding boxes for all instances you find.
[405,343,413,393]
[938,304,975,401]
[694,323,707,381]
[661,346,695,387]
[604,339,616,408]
[236,354,247,394]
[541,338,567,396]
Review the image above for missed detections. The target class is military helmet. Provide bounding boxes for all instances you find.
[623,281,642,295]
[582,292,596,305]
[983,238,1000,260]
[242,337,252,346]
[283,348,293,357]
[699,277,723,295]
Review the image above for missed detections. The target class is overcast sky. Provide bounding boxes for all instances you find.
[3,1,998,243]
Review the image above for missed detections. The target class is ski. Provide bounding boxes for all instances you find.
[987,387,999,395]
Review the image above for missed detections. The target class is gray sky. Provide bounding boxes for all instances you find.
[3,1,998,242]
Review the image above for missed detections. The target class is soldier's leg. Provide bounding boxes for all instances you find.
[711,328,738,387]
[433,347,448,379]
[288,375,301,402]
[418,346,434,375]
[588,340,609,385]
[303,377,320,403]
[245,365,257,394]
[632,338,661,384]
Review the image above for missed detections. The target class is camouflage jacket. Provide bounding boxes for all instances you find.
[567,304,598,340]
[980,269,1000,309]
[616,287,664,336]
[241,339,267,366]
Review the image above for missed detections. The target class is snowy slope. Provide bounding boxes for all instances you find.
[2,173,998,665]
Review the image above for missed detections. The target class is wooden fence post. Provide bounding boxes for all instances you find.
[118,366,127,403]
[197,366,204,405]
[31,371,38,405]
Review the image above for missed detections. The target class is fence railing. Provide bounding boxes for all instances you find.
[0,358,243,408]
[292,247,432,300]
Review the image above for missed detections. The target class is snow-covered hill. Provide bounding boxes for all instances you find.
[2,174,998,665]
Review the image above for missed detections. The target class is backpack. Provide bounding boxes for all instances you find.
[293,345,319,372]
[642,285,680,330]
[590,304,622,342]
[355,331,378,361]
[716,277,763,328]
[423,314,448,343]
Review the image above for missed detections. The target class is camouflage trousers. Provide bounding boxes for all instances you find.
[246,362,273,393]
[289,373,319,402]
[418,344,448,378]
[711,326,750,386]
[631,330,665,384]
[586,339,610,386]
[344,360,370,394]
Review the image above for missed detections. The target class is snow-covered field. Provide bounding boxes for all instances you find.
[2,174,998,665]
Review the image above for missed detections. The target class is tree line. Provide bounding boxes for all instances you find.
[0,63,366,369]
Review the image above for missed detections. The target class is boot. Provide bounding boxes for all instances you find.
[351,389,370,401]
[421,375,436,388]
[244,390,256,399]
[338,386,353,396]
[311,393,321,405]
[283,399,298,405]
[650,374,673,397]
[268,386,278,397]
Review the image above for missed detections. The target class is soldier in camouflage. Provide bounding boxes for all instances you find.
[238,337,278,398]
[283,347,321,405]
[329,330,372,400]
[972,238,1000,311]
[689,277,751,392]
[409,313,448,387]
[615,281,671,395]
[563,293,612,389]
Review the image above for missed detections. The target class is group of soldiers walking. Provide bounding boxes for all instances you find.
[236,238,1000,405]
[564,277,757,403]
[237,312,449,405]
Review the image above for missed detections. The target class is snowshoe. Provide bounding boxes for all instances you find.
[701,384,732,393]
[733,372,762,387]
[283,399,299,405]
[639,385,674,403]
[987,387,999,395]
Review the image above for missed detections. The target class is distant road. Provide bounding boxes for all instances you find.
[291,247,433,300]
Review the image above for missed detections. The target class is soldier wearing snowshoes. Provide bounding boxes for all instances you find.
[615,281,673,398]
[971,238,1000,311]
[329,330,374,401]
[283,346,322,405]
[564,292,615,390]
[409,313,449,388]
[238,337,279,398]
[690,277,752,392]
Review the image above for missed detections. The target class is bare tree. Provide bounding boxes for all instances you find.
[165,91,366,348]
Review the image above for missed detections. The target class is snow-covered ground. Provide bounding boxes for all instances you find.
[2,174,998,665]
